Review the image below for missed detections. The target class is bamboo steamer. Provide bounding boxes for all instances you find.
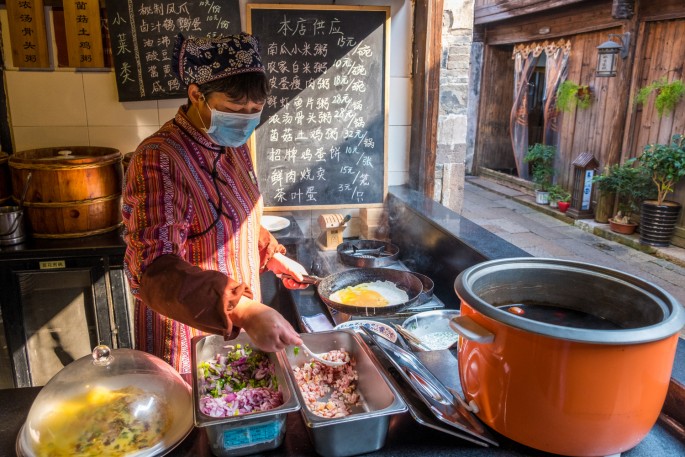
[9,146,123,238]
[0,152,12,205]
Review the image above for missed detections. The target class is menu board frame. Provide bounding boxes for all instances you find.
[104,0,242,101]
[247,4,390,210]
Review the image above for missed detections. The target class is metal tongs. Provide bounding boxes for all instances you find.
[360,326,497,446]
[349,245,393,257]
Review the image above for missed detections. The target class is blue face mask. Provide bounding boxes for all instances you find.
[204,102,262,147]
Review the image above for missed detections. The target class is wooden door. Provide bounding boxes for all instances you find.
[474,45,517,174]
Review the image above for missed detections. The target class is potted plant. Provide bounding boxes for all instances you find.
[557,188,571,213]
[557,189,572,213]
[556,80,592,112]
[634,77,685,117]
[547,184,570,210]
[524,144,556,204]
[592,159,653,235]
[637,134,685,245]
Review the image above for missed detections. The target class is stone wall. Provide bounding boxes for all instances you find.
[434,0,474,213]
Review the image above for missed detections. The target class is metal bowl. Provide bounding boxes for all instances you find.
[401,310,461,350]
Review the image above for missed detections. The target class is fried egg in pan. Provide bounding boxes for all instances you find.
[329,280,410,307]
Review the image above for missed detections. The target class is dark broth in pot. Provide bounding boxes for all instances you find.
[498,303,624,330]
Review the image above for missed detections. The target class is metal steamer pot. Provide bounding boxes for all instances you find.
[293,268,423,316]
[451,258,685,457]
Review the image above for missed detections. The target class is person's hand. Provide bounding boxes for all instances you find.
[230,298,303,352]
[266,252,310,290]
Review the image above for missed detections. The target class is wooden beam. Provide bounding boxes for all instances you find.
[408,0,443,198]
[475,0,588,25]
[484,2,622,45]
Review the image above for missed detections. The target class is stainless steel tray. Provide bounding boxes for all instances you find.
[362,327,497,447]
[284,330,407,457]
[191,334,300,456]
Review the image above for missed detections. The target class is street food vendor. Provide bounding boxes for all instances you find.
[122,32,307,374]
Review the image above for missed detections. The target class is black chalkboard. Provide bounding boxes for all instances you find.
[247,5,389,210]
[104,0,241,101]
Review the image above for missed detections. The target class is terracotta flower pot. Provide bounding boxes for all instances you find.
[558,201,570,213]
[609,218,637,235]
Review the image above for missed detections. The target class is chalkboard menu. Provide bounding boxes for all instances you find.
[104,0,241,101]
[248,5,389,210]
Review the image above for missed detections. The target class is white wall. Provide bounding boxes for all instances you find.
[0,0,413,239]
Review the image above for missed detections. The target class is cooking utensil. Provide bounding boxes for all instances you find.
[337,240,399,267]
[392,324,431,351]
[453,257,685,456]
[298,342,346,367]
[401,310,461,350]
[284,330,407,457]
[17,345,193,457]
[0,173,31,246]
[192,334,300,456]
[410,271,434,304]
[282,268,423,317]
[360,326,497,446]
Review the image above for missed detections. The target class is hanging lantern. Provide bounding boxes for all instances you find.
[596,33,630,77]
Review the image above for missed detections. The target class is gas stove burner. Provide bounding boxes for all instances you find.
[337,239,399,267]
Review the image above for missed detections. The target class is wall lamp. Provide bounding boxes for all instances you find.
[596,32,630,77]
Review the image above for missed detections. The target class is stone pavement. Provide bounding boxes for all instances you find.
[463,176,685,309]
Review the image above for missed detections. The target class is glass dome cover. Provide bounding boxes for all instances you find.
[17,345,193,457]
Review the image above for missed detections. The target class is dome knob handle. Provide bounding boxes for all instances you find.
[92,344,114,366]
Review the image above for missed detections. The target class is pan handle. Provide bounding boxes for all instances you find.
[280,273,323,285]
[449,316,495,344]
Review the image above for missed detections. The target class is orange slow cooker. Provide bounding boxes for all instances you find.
[452,257,685,457]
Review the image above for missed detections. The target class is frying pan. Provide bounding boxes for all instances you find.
[285,268,424,316]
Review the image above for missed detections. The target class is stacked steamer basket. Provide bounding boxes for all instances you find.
[9,147,123,238]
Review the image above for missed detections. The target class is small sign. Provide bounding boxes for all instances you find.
[5,0,50,68]
[581,170,594,210]
[39,260,66,270]
[63,0,104,67]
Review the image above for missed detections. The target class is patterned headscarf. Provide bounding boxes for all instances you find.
[172,33,265,86]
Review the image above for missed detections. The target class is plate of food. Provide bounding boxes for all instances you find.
[334,320,397,343]
[262,215,290,232]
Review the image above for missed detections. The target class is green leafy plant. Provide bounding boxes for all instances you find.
[634,77,685,117]
[556,80,592,112]
[638,134,685,206]
[524,144,556,192]
[592,158,654,223]
[548,184,571,203]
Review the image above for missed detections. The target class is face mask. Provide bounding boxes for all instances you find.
[203,102,262,147]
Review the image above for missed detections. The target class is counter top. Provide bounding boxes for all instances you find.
[4,358,683,457]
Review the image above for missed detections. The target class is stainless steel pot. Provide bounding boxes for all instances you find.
[0,206,26,245]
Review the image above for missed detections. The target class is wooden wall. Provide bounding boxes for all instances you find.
[625,19,685,155]
[623,18,685,243]
[556,27,627,191]
[475,0,685,246]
